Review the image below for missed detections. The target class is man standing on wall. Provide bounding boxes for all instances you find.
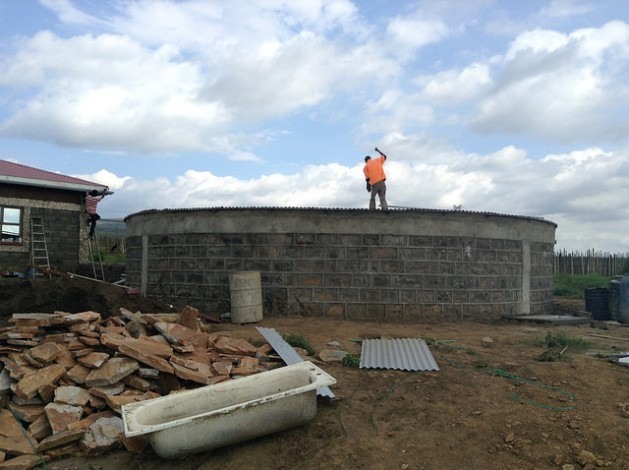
[363,147,388,210]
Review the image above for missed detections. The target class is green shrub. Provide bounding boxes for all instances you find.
[283,333,315,356]
[553,273,610,298]
[342,353,360,368]
[543,332,588,350]
[92,234,126,265]
[535,331,589,362]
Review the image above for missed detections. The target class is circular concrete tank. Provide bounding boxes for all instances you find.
[124,208,557,322]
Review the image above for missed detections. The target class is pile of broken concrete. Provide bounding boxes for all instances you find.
[0,306,279,468]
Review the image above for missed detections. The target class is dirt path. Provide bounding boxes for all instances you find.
[46,314,629,470]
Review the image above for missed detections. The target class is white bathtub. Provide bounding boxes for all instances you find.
[121,361,336,458]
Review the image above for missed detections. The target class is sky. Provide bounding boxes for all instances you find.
[1,0,628,253]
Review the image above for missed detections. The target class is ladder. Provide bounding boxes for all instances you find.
[30,217,50,273]
[87,236,105,281]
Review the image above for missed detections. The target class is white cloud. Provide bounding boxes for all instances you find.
[38,0,101,26]
[0,1,396,155]
[359,90,435,137]
[202,32,344,120]
[471,21,629,143]
[107,162,361,216]
[540,0,595,19]
[418,63,492,105]
[93,141,629,251]
[386,16,449,56]
[0,31,229,152]
[72,168,132,190]
[105,0,364,59]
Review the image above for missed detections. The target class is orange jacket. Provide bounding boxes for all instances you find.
[363,155,386,185]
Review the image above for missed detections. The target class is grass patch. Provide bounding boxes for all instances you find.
[543,332,588,350]
[283,333,315,356]
[92,250,125,265]
[342,353,360,368]
[535,331,589,362]
[553,273,610,298]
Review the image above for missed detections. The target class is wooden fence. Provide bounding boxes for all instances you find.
[554,250,629,276]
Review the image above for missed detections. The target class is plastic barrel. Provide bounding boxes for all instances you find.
[229,271,263,323]
[584,287,610,321]
[608,279,621,321]
[619,275,629,324]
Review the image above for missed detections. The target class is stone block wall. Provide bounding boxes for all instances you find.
[125,208,557,322]
[1,187,85,272]
[31,208,81,271]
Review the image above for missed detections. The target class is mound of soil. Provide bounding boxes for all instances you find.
[0,276,174,322]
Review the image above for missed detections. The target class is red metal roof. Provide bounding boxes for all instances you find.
[0,159,105,192]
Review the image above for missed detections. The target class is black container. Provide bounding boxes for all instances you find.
[609,279,621,321]
[584,287,610,320]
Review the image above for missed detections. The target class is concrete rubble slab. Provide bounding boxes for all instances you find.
[507,314,592,325]
[24,342,63,364]
[84,357,140,387]
[36,428,85,452]
[14,364,66,400]
[213,336,258,356]
[153,322,208,348]
[0,454,43,469]
[81,416,124,455]
[44,403,83,434]
[54,386,91,407]
[6,403,44,424]
[117,345,174,374]
[77,352,110,369]
[88,383,125,399]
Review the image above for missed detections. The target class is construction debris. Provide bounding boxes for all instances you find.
[0,306,284,466]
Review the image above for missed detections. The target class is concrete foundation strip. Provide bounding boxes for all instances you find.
[256,327,336,399]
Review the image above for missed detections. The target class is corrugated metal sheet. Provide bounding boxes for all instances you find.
[360,338,439,371]
[256,327,336,399]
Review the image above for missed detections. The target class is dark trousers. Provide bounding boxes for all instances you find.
[369,180,388,210]
[87,213,100,237]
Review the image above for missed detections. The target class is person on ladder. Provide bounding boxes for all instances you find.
[85,190,104,240]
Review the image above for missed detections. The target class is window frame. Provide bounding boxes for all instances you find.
[0,206,24,245]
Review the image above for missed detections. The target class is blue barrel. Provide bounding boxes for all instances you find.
[619,275,629,324]
[584,287,610,320]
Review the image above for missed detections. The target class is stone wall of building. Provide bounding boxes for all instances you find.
[0,186,87,272]
[125,208,557,322]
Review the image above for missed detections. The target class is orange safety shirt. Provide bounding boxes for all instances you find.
[363,155,386,185]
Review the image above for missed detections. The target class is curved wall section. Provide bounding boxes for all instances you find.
[124,208,557,322]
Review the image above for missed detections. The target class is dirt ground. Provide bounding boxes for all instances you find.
[1,278,628,470]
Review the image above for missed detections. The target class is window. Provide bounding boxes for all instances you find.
[1,206,22,243]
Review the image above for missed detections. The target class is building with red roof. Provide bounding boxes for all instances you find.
[0,159,109,274]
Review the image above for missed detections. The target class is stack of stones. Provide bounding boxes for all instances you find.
[0,306,279,467]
